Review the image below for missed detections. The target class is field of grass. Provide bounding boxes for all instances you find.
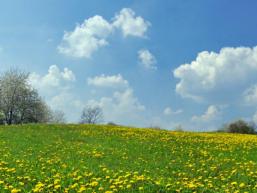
[0,124,257,193]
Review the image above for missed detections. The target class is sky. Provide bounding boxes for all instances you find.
[1,0,257,130]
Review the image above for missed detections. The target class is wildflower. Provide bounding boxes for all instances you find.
[11,189,21,193]
[54,184,61,189]
[90,181,98,187]
[239,183,245,188]
[78,186,86,192]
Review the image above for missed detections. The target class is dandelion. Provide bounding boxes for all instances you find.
[78,186,86,192]
[90,181,98,187]
[11,189,21,193]
[239,183,245,188]
[54,184,61,189]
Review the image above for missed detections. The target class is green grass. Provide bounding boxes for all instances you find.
[0,124,257,192]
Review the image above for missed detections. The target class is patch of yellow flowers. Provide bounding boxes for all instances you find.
[0,124,256,192]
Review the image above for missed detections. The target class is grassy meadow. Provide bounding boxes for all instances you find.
[0,124,257,193]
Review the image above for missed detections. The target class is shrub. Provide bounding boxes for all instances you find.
[222,120,256,134]
[107,122,118,126]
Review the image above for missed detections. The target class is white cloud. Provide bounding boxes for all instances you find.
[29,65,75,90]
[112,8,150,37]
[138,49,157,70]
[148,116,179,130]
[58,15,113,58]
[48,92,83,121]
[253,111,257,124]
[174,46,257,103]
[163,107,183,115]
[88,88,145,125]
[87,74,128,89]
[58,8,150,58]
[29,65,81,122]
[86,73,145,125]
[243,84,257,105]
[191,105,220,122]
[62,67,76,81]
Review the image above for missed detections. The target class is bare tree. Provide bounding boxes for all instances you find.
[49,110,66,124]
[0,69,51,125]
[80,106,103,124]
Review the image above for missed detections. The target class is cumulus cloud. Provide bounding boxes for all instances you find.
[253,111,257,124]
[88,88,145,125]
[29,65,81,122]
[174,46,257,103]
[86,74,145,125]
[48,92,83,113]
[29,65,75,90]
[163,107,183,115]
[58,15,113,58]
[243,84,257,105]
[58,8,150,58]
[138,49,157,70]
[87,74,128,89]
[112,8,150,37]
[191,105,220,122]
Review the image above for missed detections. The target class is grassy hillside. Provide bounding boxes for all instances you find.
[0,124,257,193]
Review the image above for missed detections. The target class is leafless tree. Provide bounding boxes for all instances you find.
[80,106,103,124]
[0,69,51,125]
[49,110,66,124]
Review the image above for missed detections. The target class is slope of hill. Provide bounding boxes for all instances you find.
[0,124,257,192]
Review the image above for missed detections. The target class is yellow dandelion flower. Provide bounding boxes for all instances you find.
[54,184,61,189]
[239,183,245,188]
[90,181,98,187]
[11,189,21,193]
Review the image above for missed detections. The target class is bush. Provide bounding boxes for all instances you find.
[107,122,118,126]
[222,120,256,134]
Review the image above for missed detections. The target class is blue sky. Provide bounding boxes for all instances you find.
[1,0,257,130]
